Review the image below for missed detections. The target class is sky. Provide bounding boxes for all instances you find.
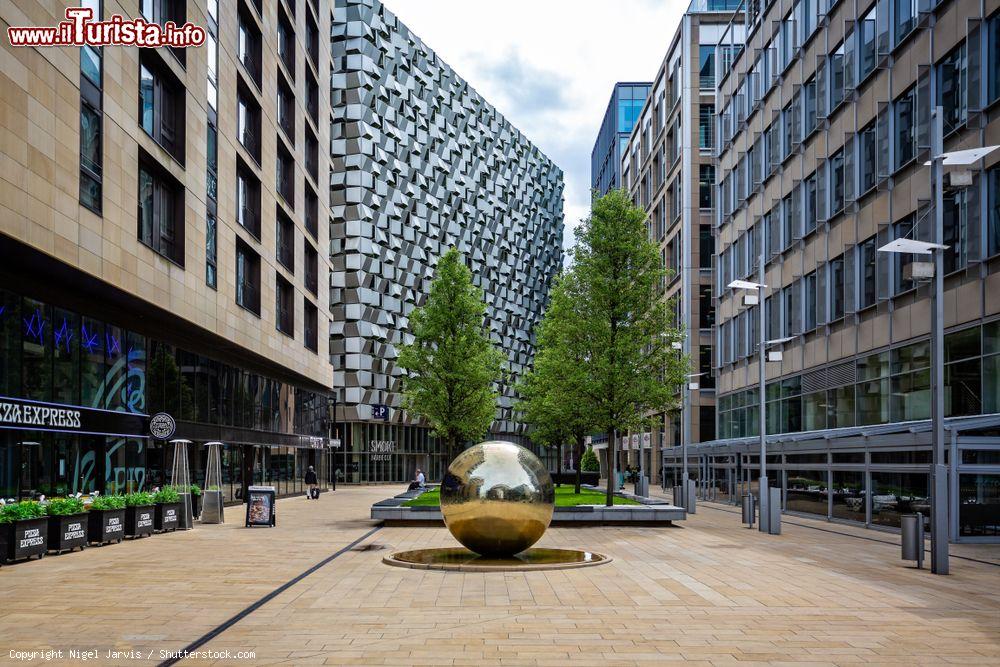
[383,0,688,255]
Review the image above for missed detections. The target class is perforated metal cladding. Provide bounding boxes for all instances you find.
[329,0,565,435]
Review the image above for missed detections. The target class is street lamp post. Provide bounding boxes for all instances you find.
[729,273,794,535]
[876,107,998,574]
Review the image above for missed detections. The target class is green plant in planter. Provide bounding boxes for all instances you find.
[45,497,86,516]
[189,484,202,496]
[580,445,600,472]
[124,491,155,507]
[0,500,46,523]
[207,485,220,491]
[153,486,180,504]
[90,495,126,511]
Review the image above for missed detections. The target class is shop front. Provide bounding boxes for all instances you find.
[0,288,334,503]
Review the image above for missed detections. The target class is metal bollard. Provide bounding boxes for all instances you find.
[672,485,684,508]
[768,486,782,535]
[901,512,925,569]
[742,493,755,527]
[686,479,697,514]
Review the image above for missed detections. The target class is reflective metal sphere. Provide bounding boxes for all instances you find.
[440,441,555,557]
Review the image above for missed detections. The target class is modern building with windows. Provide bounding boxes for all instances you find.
[329,0,565,483]
[1,0,337,502]
[671,0,1000,542]
[591,83,652,196]
[613,1,743,484]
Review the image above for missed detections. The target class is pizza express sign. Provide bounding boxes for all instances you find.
[0,396,149,437]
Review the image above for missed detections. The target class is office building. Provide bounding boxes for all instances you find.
[330,0,565,483]
[670,0,1000,542]
[0,0,337,502]
[591,83,652,196]
[612,1,743,484]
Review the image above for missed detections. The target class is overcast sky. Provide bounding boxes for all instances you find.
[383,0,687,254]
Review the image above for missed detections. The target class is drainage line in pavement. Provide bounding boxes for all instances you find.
[696,501,1000,568]
[159,525,382,667]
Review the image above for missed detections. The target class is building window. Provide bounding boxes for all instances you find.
[236,160,261,238]
[829,42,846,110]
[206,212,217,288]
[894,87,915,168]
[859,122,877,193]
[803,171,818,234]
[893,217,916,294]
[238,6,262,87]
[303,299,318,352]
[276,208,294,272]
[305,9,319,69]
[237,83,261,163]
[138,55,184,162]
[276,275,294,336]
[304,242,319,295]
[140,0,186,64]
[699,224,713,269]
[699,104,714,149]
[206,121,218,202]
[699,284,714,330]
[857,351,890,425]
[943,188,971,274]
[859,5,878,81]
[895,0,917,47]
[859,235,878,308]
[277,142,295,206]
[989,164,1000,257]
[277,7,295,77]
[829,150,845,216]
[305,127,319,182]
[206,31,217,110]
[891,341,931,422]
[829,254,846,321]
[804,271,818,332]
[80,101,102,214]
[277,74,295,144]
[945,327,982,417]
[137,159,184,266]
[235,240,260,315]
[699,44,715,90]
[937,43,968,133]
[990,12,1000,105]
[699,164,714,209]
[803,76,817,136]
[304,186,319,240]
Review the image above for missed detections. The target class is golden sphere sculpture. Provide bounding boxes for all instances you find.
[440,441,555,557]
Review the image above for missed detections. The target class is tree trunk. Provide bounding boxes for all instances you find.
[605,429,615,507]
[557,441,564,477]
[574,435,584,495]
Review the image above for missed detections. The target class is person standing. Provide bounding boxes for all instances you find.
[305,465,319,499]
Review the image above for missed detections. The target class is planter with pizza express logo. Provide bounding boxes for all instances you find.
[45,498,88,554]
[87,496,126,545]
[124,492,156,538]
[153,486,181,532]
[0,501,49,563]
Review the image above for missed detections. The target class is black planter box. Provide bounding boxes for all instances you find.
[155,502,181,532]
[0,517,48,563]
[125,505,155,538]
[47,513,88,553]
[87,508,125,545]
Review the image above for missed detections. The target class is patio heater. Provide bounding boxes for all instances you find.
[200,441,225,524]
[169,439,193,529]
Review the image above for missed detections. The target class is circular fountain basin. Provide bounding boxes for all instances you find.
[383,547,611,572]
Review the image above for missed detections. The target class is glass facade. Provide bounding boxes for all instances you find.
[0,287,331,501]
[591,83,651,197]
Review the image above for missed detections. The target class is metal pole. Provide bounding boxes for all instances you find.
[930,106,949,574]
[758,243,768,532]
[681,378,689,507]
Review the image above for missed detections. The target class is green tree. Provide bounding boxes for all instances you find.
[398,247,505,461]
[573,189,688,506]
[580,446,600,472]
[517,270,595,493]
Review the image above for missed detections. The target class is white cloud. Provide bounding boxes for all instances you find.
[382,0,687,254]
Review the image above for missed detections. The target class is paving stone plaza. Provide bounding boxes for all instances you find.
[1,486,998,665]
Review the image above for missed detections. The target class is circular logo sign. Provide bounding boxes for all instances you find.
[149,412,176,440]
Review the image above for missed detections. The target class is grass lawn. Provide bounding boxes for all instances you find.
[402,485,640,507]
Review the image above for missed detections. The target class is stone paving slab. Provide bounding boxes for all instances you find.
[0,484,998,666]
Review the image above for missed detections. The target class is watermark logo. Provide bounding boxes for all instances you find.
[7,7,205,48]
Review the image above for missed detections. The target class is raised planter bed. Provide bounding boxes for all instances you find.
[0,517,48,562]
[47,513,88,554]
[155,502,181,532]
[551,472,600,487]
[125,505,155,538]
[370,487,685,527]
[88,508,125,545]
